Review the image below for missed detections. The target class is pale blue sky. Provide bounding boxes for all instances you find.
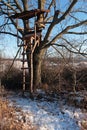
[0,0,87,58]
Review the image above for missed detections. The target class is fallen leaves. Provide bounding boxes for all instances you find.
[0,97,37,130]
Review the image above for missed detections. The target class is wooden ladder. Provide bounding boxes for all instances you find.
[20,40,33,94]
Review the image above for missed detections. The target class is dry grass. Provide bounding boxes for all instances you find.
[79,113,87,130]
[0,96,37,130]
[81,120,87,130]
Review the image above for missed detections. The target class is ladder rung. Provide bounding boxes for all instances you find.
[22,82,29,84]
[19,43,33,46]
[21,59,28,62]
[27,43,33,45]
[21,67,29,69]
[18,44,26,47]
[18,43,33,47]
[22,51,32,55]
[17,27,24,31]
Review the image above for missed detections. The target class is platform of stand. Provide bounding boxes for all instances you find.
[10,9,50,20]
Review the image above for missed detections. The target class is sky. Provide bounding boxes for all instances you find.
[0,0,87,58]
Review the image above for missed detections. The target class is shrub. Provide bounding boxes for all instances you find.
[2,67,23,90]
[41,64,87,93]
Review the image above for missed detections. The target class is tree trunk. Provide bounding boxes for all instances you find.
[27,47,46,92]
[33,49,46,91]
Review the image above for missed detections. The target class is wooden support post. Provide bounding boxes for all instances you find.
[22,41,26,94]
[0,78,1,87]
[29,23,37,94]
[23,69,25,92]
[29,38,34,94]
[30,51,33,93]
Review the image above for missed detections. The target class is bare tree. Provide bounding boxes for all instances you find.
[0,0,87,91]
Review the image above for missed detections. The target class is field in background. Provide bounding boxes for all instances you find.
[0,57,87,130]
[1,57,87,93]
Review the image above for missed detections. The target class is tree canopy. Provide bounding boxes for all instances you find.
[0,0,87,56]
[0,0,87,91]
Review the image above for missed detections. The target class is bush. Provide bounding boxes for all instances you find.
[76,68,87,90]
[41,64,87,93]
[1,63,87,93]
[2,67,23,90]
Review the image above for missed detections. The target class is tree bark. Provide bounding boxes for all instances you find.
[33,48,46,91]
[26,46,46,92]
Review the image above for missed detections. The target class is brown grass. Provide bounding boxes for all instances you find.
[81,120,87,130]
[0,96,37,130]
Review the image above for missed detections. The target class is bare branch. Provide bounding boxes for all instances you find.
[79,39,87,52]
[67,31,87,35]
[72,10,87,14]
[44,0,78,42]
[44,10,60,42]
[59,0,78,21]
[52,44,87,57]
[5,47,21,77]
[14,0,23,12]
[0,31,22,39]
[69,14,81,22]
[52,45,67,62]
[1,1,17,13]
[44,0,54,19]
[21,0,28,11]
[49,20,87,44]
[0,19,9,28]
[61,37,79,51]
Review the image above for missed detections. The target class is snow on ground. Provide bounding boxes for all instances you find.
[7,93,83,130]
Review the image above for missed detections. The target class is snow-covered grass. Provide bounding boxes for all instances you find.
[0,96,37,130]
[7,92,85,130]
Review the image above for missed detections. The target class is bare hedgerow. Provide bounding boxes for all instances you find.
[42,64,87,93]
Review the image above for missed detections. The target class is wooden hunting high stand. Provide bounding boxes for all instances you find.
[10,9,49,94]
